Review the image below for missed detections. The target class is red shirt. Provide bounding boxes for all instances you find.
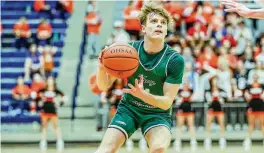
[123,6,141,31]
[37,23,52,35]
[13,22,30,38]
[12,85,31,97]
[86,12,101,34]
[34,0,45,12]
[221,35,237,47]
[60,0,74,13]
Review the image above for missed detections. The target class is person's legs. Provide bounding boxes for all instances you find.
[204,114,214,150]
[94,34,100,57]
[173,115,184,150]
[87,34,96,58]
[51,116,64,151]
[40,116,49,151]
[94,128,126,153]
[216,114,227,149]
[216,114,225,137]
[244,115,255,150]
[145,126,171,153]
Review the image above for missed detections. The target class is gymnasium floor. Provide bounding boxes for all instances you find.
[1,144,264,153]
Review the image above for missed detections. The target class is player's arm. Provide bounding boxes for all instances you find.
[96,50,117,91]
[123,54,184,110]
[96,65,117,91]
[222,0,264,19]
[246,9,264,19]
[141,82,181,110]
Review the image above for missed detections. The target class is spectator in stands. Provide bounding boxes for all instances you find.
[36,19,53,46]
[221,23,237,48]
[12,76,31,114]
[42,45,57,78]
[39,76,66,152]
[13,17,32,51]
[255,45,264,64]
[85,4,102,59]
[233,60,248,95]
[186,20,207,42]
[123,0,142,41]
[54,0,74,20]
[88,73,104,131]
[107,20,131,45]
[248,61,264,84]
[234,20,253,56]
[183,62,200,101]
[162,0,183,33]
[30,73,46,114]
[24,43,45,81]
[243,45,256,72]
[34,0,54,20]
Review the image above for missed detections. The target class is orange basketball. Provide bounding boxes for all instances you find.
[102,43,139,78]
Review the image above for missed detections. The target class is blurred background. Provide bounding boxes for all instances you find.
[1,0,264,153]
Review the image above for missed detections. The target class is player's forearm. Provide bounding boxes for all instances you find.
[248,9,264,19]
[96,66,116,91]
[140,91,173,110]
[96,67,110,91]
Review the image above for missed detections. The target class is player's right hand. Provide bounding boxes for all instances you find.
[98,46,108,66]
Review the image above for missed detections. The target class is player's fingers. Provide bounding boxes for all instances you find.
[128,83,136,92]
[135,79,139,88]
[224,8,239,12]
[122,89,131,94]
[140,75,144,84]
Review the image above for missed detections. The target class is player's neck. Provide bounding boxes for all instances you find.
[143,37,164,54]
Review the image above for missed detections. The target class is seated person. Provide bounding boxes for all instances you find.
[13,17,32,50]
[12,76,31,113]
[35,19,53,46]
[24,44,45,81]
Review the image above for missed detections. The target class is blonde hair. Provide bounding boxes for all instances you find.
[138,3,174,28]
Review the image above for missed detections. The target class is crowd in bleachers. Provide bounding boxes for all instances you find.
[1,0,72,120]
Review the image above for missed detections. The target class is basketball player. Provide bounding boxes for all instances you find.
[95,3,184,153]
[222,0,264,19]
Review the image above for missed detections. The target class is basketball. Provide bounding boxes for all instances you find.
[101,43,139,78]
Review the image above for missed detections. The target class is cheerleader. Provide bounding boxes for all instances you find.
[204,77,227,150]
[243,74,264,150]
[38,77,66,152]
[173,81,197,151]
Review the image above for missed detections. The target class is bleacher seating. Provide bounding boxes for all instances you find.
[1,0,70,124]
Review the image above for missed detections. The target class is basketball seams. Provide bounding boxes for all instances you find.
[103,57,139,60]
[104,64,138,71]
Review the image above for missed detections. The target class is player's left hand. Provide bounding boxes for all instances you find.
[123,75,146,99]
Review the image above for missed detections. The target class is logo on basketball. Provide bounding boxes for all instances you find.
[110,48,133,54]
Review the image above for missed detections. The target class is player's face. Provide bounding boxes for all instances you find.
[142,13,168,40]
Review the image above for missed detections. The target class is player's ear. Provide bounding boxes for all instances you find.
[142,25,146,34]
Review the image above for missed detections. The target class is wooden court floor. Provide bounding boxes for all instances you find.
[1,144,264,153]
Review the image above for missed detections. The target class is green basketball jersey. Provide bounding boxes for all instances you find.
[120,40,184,115]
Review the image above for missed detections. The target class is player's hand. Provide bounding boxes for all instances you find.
[221,0,251,18]
[98,46,108,67]
[123,75,146,99]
